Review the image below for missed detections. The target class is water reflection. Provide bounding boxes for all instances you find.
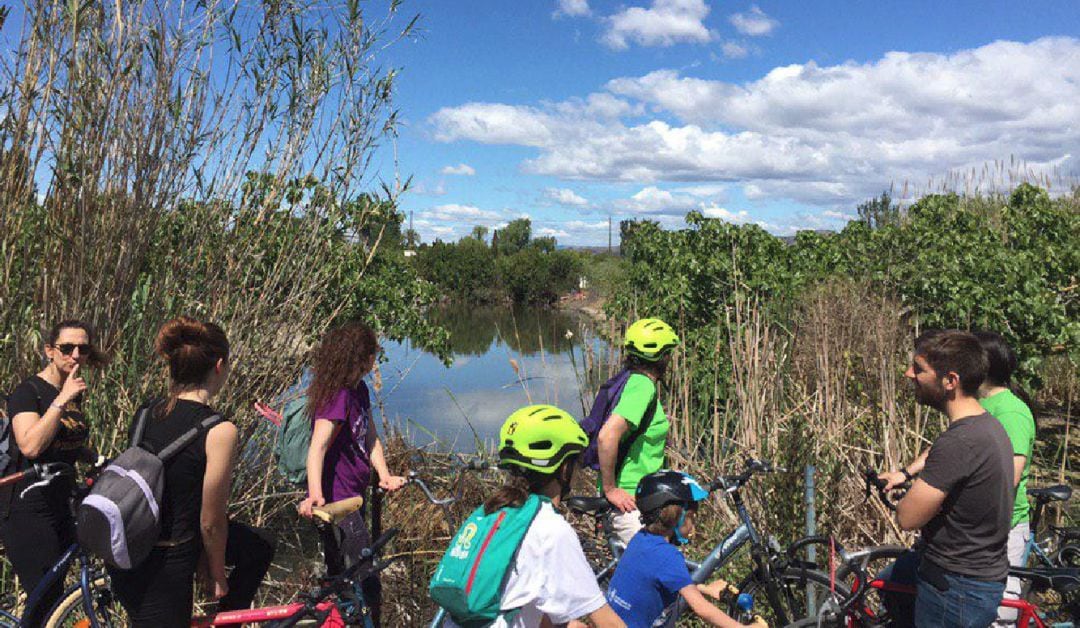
[376,306,607,451]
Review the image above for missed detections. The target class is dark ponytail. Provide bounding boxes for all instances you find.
[154,316,229,414]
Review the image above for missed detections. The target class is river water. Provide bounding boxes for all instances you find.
[373,304,610,451]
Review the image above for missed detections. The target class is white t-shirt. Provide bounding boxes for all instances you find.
[444,502,607,628]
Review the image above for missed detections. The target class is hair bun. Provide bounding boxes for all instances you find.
[155,316,208,357]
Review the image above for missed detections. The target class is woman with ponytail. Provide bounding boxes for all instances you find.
[108,317,274,627]
[1,319,108,626]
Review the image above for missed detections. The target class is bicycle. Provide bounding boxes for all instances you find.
[785,470,1079,627]
[0,460,125,628]
[1025,484,1078,569]
[568,459,843,627]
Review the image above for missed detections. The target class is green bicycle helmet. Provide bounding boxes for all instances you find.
[624,318,680,362]
[498,405,588,474]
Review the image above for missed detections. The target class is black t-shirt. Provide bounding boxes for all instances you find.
[131,400,224,543]
[920,411,1014,580]
[6,375,90,468]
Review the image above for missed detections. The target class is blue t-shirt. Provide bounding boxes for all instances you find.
[606,531,694,628]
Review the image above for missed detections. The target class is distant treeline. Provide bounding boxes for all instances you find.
[411,218,585,305]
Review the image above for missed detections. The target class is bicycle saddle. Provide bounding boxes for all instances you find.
[312,495,365,525]
[1008,567,1080,594]
[1050,525,1080,542]
[1027,485,1072,502]
[565,496,614,515]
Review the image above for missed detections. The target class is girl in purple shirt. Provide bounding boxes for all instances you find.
[297,321,405,627]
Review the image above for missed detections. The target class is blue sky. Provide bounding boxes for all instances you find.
[374,1,1080,246]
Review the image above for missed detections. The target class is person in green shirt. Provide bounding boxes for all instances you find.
[597,318,680,545]
[975,331,1036,628]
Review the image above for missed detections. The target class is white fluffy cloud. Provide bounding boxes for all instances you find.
[721,41,749,59]
[601,0,714,50]
[616,184,728,214]
[431,37,1080,210]
[545,188,590,207]
[440,163,476,176]
[425,204,503,223]
[729,5,778,36]
[553,0,590,18]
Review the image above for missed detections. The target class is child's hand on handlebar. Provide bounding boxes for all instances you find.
[746,615,768,628]
[697,578,738,600]
[379,475,407,492]
[298,495,326,518]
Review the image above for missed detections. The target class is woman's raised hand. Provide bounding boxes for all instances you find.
[57,364,86,404]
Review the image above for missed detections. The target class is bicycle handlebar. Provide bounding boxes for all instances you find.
[708,458,786,493]
[863,468,908,511]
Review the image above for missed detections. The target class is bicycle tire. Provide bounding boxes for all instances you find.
[733,566,851,626]
[833,544,908,627]
[784,616,848,628]
[1054,543,1080,568]
[44,575,128,628]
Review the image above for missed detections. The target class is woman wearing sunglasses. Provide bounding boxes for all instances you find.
[1,319,109,626]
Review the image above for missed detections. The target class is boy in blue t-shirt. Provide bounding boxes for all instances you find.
[606,470,765,628]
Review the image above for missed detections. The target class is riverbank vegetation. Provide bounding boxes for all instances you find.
[413,217,587,304]
[0,0,1076,624]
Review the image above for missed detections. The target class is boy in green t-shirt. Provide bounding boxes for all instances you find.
[597,318,679,545]
[975,332,1036,627]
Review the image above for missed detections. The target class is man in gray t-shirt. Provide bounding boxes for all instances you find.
[886,330,1013,627]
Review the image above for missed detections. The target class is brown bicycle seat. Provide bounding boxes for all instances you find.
[565,496,614,515]
[1027,485,1072,502]
[312,496,365,525]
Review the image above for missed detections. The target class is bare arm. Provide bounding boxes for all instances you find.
[12,367,86,459]
[1012,455,1025,489]
[585,604,627,628]
[880,448,930,491]
[896,478,946,531]
[299,419,341,517]
[680,585,744,628]
[598,414,635,512]
[201,421,238,598]
[369,437,406,491]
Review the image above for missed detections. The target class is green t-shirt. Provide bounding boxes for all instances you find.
[599,373,669,492]
[980,389,1035,526]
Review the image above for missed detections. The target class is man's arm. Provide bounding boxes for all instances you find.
[896,478,947,531]
[879,449,930,491]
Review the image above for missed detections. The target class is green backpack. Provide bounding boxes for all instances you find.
[429,493,548,628]
[274,394,312,486]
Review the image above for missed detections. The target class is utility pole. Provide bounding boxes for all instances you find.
[608,215,612,254]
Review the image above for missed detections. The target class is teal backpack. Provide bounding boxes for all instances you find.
[429,493,548,627]
[274,394,312,486]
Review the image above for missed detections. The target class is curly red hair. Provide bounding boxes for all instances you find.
[306,321,379,418]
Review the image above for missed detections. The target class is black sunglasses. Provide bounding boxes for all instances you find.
[54,343,92,356]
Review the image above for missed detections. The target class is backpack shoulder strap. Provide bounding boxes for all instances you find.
[157,413,224,462]
[129,401,162,447]
[615,376,659,471]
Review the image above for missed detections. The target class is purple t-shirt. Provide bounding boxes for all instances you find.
[313,383,375,502]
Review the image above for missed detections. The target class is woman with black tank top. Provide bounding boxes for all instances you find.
[107,316,275,626]
[1,319,108,627]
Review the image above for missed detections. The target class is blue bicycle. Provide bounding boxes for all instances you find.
[0,461,126,628]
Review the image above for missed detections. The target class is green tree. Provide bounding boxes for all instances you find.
[495,218,531,255]
[470,225,489,243]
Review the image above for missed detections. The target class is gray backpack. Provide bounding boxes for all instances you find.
[76,404,222,569]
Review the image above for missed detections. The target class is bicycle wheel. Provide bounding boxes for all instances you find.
[733,566,851,626]
[833,545,908,627]
[1054,543,1080,568]
[44,575,128,628]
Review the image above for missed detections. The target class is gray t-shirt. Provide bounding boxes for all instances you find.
[920,412,1014,580]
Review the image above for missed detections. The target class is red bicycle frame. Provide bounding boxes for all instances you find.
[868,578,1045,628]
[191,601,345,627]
